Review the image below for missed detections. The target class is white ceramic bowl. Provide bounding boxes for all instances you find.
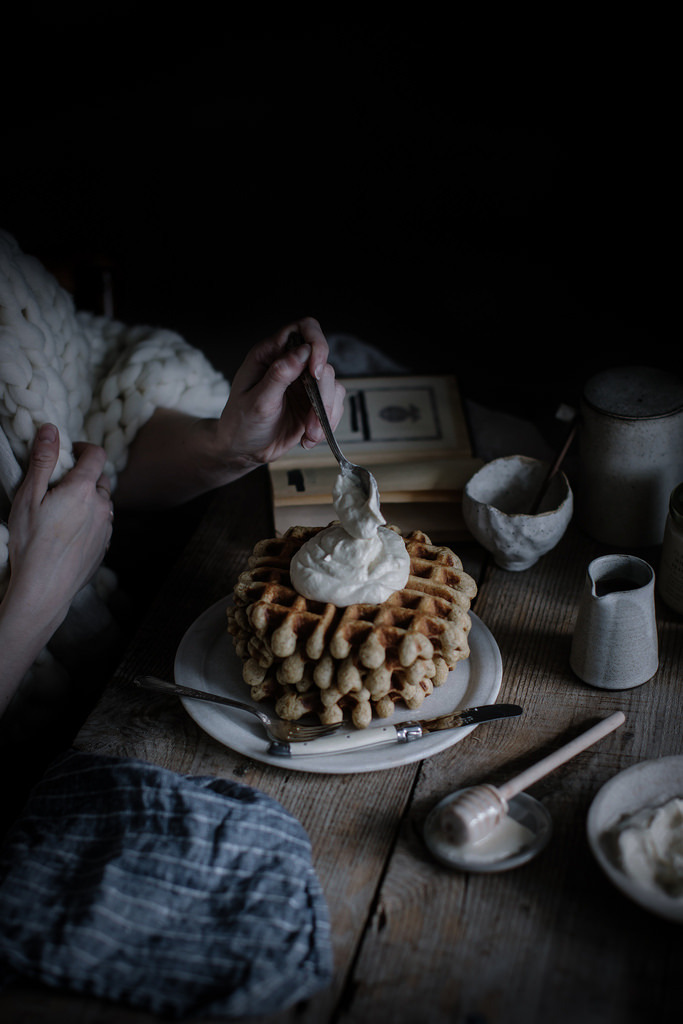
[587,756,683,923]
[462,455,573,570]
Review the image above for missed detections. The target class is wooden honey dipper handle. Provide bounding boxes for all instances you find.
[498,711,625,803]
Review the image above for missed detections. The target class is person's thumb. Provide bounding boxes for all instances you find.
[25,423,60,498]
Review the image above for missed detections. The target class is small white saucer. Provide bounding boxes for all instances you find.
[587,755,683,923]
[423,789,553,873]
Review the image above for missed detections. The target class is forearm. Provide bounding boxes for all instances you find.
[113,324,344,511]
[0,591,65,717]
[113,409,259,510]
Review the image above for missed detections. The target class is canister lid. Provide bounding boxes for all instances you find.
[583,366,683,420]
[670,483,683,526]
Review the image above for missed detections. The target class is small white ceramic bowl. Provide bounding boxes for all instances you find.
[423,790,553,874]
[587,756,683,924]
[462,455,573,570]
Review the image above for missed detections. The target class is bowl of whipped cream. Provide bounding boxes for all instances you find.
[587,756,683,923]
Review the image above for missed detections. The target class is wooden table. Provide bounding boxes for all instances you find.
[2,466,682,1024]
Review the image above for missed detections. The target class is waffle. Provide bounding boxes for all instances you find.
[227,524,477,729]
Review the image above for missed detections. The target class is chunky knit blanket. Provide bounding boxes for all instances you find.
[0,230,230,704]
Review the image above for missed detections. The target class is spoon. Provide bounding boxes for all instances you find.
[437,710,626,846]
[528,417,578,515]
[285,330,381,507]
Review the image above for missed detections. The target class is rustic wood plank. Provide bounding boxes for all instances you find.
[67,467,433,1024]
[334,522,683,1024]
[4,481,681,1024]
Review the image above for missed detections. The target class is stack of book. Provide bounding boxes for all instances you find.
[268,374,482,544]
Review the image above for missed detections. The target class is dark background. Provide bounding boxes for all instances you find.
[2,15,677,427]
[0,13,678,814]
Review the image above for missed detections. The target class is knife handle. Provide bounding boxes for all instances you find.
[270,723,407,757]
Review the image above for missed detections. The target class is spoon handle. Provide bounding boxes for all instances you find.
[499,711,625,801]
[285,330,350,472]
[301,370,349,469]
[528,419,578,514]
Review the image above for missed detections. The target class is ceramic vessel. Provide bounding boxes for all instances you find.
[462,455,573,571]
[569,554,658,689]
[587,756,683,923]
[423,790,552,874]
[578,366,683,546]
[658,481,683,614]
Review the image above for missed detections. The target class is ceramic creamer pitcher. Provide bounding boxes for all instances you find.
[569,554,658,689]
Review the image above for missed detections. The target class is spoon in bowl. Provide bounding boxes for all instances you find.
[285,330,381,508]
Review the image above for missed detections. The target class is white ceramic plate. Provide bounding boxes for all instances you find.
[174,598,503,774]
[587,756,683,923]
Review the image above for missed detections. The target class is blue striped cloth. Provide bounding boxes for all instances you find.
[0,750,332,1018]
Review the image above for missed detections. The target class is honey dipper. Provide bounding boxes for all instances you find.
[438,711,626,846]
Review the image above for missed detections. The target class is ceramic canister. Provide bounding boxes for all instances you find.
[578,366,683,546]
[658,482,683,614]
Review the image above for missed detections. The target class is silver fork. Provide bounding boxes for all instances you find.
[285,330,381,507]
[133,675,342,753]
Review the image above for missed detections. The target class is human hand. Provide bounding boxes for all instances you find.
[217,317,345,467]
[6,423,114,629]
[112,318,346,509]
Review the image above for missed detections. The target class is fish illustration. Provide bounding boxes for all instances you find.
[378,403,422,423]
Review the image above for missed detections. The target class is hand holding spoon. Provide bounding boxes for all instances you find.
[437,711,626,846]
[285,330,381,508]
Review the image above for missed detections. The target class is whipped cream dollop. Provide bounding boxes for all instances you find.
[290,470,410,606]
[611,797,683,898]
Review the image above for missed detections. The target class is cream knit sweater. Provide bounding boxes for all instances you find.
[0,230,230,702]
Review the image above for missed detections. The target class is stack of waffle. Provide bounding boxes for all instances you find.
[227,525,477,729]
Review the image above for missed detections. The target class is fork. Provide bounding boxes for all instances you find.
[133,675,342,753]
[285,330,381,507]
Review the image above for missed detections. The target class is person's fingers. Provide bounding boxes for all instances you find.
[69,443,113,522]
[95,473,115,527]
[20,423,60,503]
[233,318,329,395]
[245,340,316,406]
[272,333,312,387]
[70,442,108,483]
[95,473,113,499]
[329,379,346,430]
[285,317,329,380]
[228,337,288,395]
[301,362,341,447]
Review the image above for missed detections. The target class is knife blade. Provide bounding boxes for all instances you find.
[268,703,523,757]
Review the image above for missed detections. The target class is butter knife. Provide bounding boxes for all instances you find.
[268,703,523,757]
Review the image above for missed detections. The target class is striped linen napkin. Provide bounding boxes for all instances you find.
[0,749,332,1019]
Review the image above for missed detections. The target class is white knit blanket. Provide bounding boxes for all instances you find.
[0,230,230,704]
[0,231,410,715]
